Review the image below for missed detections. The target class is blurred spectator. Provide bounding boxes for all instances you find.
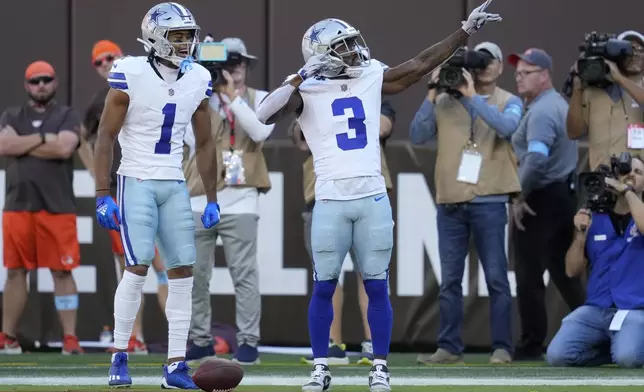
[80,40,168,354]
[183,37,272,365]
[0,61,83,354]
[508,49,585,360]
[292,99,396,366]
[567,30,644,170]
[547,156,644,368]
[410,42,521,364]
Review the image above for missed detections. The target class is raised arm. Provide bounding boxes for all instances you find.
[256,76,304,125]
[94,89,129,197]
[191,98,218,203]
[382,0,501,95]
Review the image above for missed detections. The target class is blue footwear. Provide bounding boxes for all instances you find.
[185,342,216,362]
[232,343,260,365]
[161,361,199,389]
[108,352,132,388]
[357,340,374,366]
[301,341,350,365]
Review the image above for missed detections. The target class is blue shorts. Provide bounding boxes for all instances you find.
[117,175,196,270]
[310,193,393,282]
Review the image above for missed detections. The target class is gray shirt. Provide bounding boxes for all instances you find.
[511,88,577,197]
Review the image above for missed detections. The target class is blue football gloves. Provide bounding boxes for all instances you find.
[96,195,121,231]
[201,202,221,229]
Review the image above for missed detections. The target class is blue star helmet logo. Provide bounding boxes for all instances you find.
[309,26,325,43]
[149,8,166,24]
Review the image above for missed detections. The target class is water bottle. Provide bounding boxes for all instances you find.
[100,325,113,344]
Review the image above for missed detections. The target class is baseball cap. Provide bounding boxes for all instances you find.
[92,40,123,64]
[474,42,502,61]
[222,37,257,61]
[25,61,56,80]
[508,48,553,71]
[618,30,644,46]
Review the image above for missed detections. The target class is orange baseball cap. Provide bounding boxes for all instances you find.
[92,40,123,64]
[25,61,56,80]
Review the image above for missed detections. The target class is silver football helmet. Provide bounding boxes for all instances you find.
[301,18,370,78]
[138,2,200,67]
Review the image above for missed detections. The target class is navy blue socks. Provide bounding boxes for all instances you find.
[363,279,393,359]
[308,280,337,359]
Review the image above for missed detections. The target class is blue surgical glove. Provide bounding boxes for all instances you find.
[201,202,221,229]
[96,195,121,231]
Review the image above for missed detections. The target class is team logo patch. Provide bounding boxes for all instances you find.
[341,84,348,92]
[168,88,175,96]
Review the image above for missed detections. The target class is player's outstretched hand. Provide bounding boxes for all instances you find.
[298,54,329,81]
[461,0,502,35]
[96,195,121,231]
[201,202,221,229]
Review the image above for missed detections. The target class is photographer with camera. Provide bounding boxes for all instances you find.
[546,153,644,368]
[508,48,586,361]
[183,37,274,365]
[409,42,523,365]
[567,30,644,170]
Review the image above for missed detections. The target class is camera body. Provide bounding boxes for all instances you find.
[577,32,633,87]
[437,48,492,92]
[578,152,632,212]
[195,36,229,87]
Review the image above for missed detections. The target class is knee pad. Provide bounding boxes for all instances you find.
[313,280,338,299]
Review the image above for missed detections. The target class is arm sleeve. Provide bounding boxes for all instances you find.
[228,90,275,142]
[519,109,556,198]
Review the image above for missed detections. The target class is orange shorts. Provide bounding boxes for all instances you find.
[108,197,159,258]
[3,211,80,271]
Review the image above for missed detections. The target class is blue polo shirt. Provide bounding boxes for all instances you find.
[585,213,644,309]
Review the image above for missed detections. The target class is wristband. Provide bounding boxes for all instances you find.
[622,185,636,196]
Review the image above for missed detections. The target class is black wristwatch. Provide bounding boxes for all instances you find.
[621,185,636,195]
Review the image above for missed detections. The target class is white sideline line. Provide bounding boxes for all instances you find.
[2,376,644,386]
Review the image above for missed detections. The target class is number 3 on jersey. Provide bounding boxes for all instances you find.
[155,103,176,154]
[332,96,367,151]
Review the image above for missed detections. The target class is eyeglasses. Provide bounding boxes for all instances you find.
[515,69,543,78]
[27,76,55,85]
[94,55,115,67]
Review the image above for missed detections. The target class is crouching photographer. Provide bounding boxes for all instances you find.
[410,42,523,364]
[547,153,644,368]
[183,37,274,364]
[566,30,644,170]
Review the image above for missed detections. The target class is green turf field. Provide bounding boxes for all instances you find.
[0,352,642,391]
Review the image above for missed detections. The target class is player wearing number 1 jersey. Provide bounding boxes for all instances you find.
[256,3,502,392]
[93,2,220,389]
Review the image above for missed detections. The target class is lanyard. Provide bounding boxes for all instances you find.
[221,102,236,150]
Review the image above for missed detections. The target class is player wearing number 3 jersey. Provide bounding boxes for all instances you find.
[93,2,220,389]
[257,3,502,392]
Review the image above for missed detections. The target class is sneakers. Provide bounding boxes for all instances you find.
[369,364,391,392]
[108,352,132,388]
[302,341,349,365]
[127,337,148,355]
[232,343,260,365]
[357,340,374,365]
[302,364,331,392]
[161,361,199,389]
[185,342,217,365]
[489,348,512,364]
[417,348,464,364]
[62,334,84,355]
[0,333,22,355]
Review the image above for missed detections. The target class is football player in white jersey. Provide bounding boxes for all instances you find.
[93,2,220,389]
[256,2,501,391]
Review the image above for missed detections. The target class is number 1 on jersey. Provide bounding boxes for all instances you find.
[332,96,367,151]
[155,103,176,155]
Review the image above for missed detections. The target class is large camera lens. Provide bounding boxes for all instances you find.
[438,67,465,89]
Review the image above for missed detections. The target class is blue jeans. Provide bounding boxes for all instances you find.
[546,305,644,368]
[437,202,512,354]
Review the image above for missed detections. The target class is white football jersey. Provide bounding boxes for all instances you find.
[109,56,212,180]
[297,59,387,200]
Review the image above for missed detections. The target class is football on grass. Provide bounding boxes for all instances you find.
[192,358,244,392]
